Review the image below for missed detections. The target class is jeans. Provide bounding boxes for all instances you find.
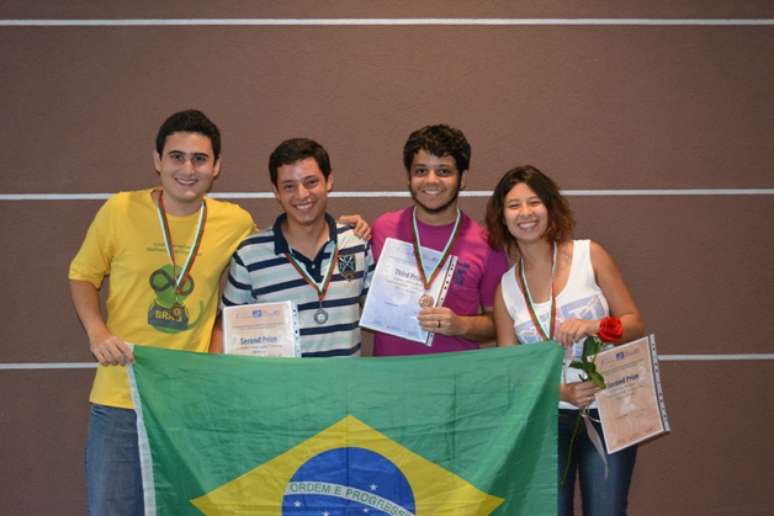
[85,403,144,516]
[558,409,637,516]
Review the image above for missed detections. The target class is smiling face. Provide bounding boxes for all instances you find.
[273,157,333,230]
[503,182,550,244]
[408,149,465,223]
[153,131,221,215]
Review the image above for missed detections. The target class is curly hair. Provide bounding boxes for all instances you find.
[403,124,471,173]
[485,165,574,255]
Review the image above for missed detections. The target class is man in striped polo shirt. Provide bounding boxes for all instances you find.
[213,138,374,357]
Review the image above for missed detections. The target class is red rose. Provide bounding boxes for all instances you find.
[598,316,623,342]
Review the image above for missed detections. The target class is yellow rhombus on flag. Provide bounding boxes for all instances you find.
[191,415,503,515]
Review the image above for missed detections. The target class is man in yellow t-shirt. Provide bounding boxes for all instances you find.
[69,110,255,515]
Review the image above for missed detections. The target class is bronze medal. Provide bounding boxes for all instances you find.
[170,303,184,319]
[411,208,462,305]
[418,294,434,307]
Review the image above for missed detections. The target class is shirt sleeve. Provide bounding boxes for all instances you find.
[68,197,117,289]
[236,209,258,242]
[221,249,256,308]
[370,214,388,262]
[361,239,375,297]
[480,248,510,309]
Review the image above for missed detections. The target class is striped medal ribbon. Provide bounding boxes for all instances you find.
[411,207,462,308]
[516,242,558,341]
[284,243,339,325]
[155,191,207,295]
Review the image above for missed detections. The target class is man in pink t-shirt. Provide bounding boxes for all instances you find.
[371,124,509,355]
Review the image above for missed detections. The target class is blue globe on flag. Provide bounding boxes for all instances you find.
[282,447,416,515]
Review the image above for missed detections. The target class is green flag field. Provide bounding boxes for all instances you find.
[128,343,562,515]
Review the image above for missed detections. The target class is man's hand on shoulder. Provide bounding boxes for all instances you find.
[338,214,371,241]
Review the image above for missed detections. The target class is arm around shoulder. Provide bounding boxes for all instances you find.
[590,241,645,343]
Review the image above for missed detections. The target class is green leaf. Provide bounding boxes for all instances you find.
[582,336,603,360]
[571,337,607,388]
[588,370,606,389]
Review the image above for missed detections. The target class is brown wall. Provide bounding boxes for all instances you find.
[1,2,773,514]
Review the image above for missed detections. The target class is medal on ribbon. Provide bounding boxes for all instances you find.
[411,207,462,308]
[155,191,207,296]
[285,243,339,325]
[148,191,207,333]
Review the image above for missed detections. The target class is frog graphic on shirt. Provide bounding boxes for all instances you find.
[147,264,203,333]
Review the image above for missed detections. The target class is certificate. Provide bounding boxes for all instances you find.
[222,301,301,357]
[360,237,457,345]
[594,335,670,453]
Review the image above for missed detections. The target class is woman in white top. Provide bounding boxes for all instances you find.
[485,165,645,516]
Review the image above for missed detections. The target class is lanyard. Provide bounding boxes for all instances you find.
[516,242,557,341]
[155,191,207,293]
[284,242,339,304]
[410,207,462,291]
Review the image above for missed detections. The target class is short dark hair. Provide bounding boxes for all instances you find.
[403,124,471,173]
[268,138,331,185]
[485,165,575,254]
[155,110,221,161]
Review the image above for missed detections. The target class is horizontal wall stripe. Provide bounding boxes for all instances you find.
[2,353,773,370]
[1,189,773,202]
[659,353,774,361]
[1,193,115,201]
[2,18,774,27]
[544,188,774,197]
[0,362,97,370]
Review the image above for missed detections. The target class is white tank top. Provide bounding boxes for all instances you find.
[501,240,609,409]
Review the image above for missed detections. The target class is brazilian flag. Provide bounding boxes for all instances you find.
[129,344,562,515]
